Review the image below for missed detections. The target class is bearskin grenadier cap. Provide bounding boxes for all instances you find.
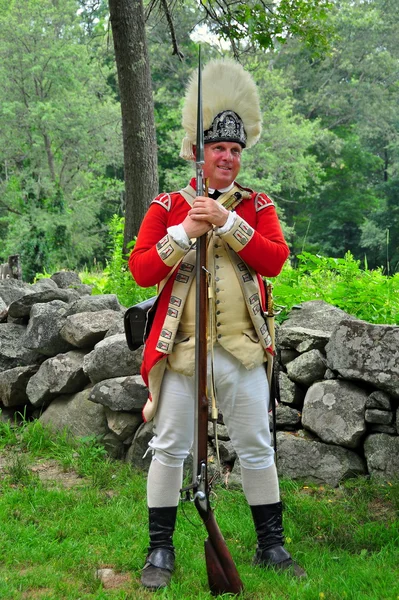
[180,58,262,161]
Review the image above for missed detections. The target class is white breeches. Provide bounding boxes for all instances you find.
[148,345,274,470]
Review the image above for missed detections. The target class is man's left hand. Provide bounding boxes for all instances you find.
[188,196,229,228]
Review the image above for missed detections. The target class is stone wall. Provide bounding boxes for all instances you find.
[1,274,398,487]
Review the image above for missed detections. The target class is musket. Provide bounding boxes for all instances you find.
[183,48,244,596]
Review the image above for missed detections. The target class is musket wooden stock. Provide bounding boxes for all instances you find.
[194,230,243,596]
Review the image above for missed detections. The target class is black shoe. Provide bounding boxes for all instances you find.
[141,547,175,590]
[141,506,177,590]
[254,544,307,578]
[250,502,307,578]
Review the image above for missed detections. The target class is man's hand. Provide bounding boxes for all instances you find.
[182,214,212,239]
[189,196,229,228]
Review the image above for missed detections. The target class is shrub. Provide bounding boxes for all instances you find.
[272,251,399,324]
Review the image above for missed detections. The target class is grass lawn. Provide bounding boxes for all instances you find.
[0,419,398,600]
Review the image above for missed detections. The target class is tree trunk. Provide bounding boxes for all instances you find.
[108,0,158,253]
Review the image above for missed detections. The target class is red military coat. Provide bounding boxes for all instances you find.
[129,178,289,419]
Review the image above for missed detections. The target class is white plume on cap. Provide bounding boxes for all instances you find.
[180,58,262,160]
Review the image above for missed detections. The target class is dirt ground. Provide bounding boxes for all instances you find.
[0,450,86,488]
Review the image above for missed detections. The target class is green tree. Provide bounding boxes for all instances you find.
[0,0,123,279]
[272,0,399,266]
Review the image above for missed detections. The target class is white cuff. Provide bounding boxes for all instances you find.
[167,224,192,250]
[214,211,236,235]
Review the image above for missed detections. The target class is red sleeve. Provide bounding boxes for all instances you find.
[128,203,172,288]
[236,197,289,277]
[128,197,189,288]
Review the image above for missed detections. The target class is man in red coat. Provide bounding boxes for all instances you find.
[130,58,305,590]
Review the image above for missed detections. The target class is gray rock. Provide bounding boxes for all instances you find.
[302,380,368,448]
[0,365,39,407]
[31,278,59,291]
[277,326,330,353]
[50,271,92,296]
[279,349,299,366]
[369,424,397,435]
[276,431,366,487]
[280,301,353,335]
[26,350,90,408]
[366,391,392,410]
[51,271,81,288]
[0,279,32,305]
[23,301,74,356]
[89,375,147,411]
[65,294,121,316]
[364,433,399,480]
[286,349,326,386]
[324,368,338,380]
[278,371,304,406]
[63,289,82,303]
[39,387,107,438]
[218,440,237,463]
[0,296,7,321]
[104,319,126,338]
[326,319,399,399]
[276,404,301,428]
[105,408,142,441]
[0,323,43,371]
[72,284,93,296]
[365,409,392,425]
[83,334,142,384]
[207,422,230,441]
[60,310,122,348]
[8,288,71,318]
[125,421,154,470]
[102,432,125,459]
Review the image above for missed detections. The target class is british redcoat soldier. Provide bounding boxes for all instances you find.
[129,58,306,590]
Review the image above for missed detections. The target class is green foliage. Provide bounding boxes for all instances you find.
[200,0,334,55]
[273,252,399,324]
[273,0,399,268]
[0,0,123,280]
[0,415,18,448]
[74,435,109,486]
[101,215,155,308]
[78,268,109,296]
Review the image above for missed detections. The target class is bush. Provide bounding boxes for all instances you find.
[100,215,155,307]
[273,251,399,324]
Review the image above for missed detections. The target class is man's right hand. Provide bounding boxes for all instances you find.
[182,215,212,239]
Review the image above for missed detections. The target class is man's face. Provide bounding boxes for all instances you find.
[203,141,242,189]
